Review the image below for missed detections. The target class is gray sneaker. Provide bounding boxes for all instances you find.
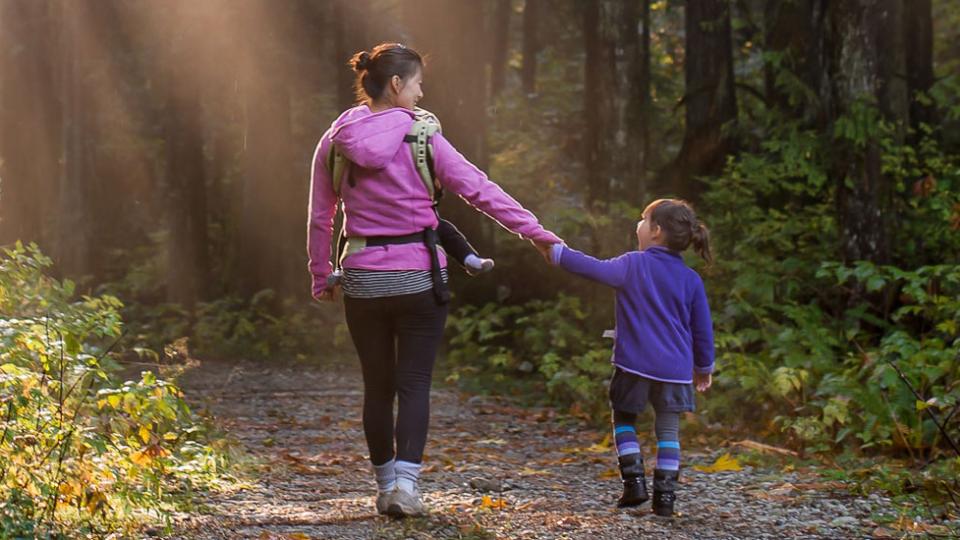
[375,490,393,515]
[386,489,427,517]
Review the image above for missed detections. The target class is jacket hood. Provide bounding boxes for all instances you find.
[330,106,415,170]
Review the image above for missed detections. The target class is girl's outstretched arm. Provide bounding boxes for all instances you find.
[551,244,631,289]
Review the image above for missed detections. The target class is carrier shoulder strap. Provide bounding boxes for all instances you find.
[406,107,443,203]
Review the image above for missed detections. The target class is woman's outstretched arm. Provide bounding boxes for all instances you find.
[431,133,561,246]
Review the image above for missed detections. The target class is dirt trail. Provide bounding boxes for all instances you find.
[168,358,911,540]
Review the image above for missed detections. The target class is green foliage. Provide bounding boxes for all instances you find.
[446,294,613,419]
[192,291,350,363]
[698,98,960,456]
[0,242,230,535]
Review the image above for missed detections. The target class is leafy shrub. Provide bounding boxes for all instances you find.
[0,242,229,535]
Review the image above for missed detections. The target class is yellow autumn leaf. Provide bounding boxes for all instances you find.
[139,425,151,444]
[479,495,507,510]
[130,449,153,466]
[519,467,552,476]
[107,394,121,408]
[693,452,743,473]
[598,467,620,479]
[285,534,311,540]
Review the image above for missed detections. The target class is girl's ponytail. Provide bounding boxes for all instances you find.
[691,220,712,265]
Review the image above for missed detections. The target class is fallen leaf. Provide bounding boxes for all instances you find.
[692,452,743,473]
[733,439,798,457]
[598,467,619,480]
[519,467,552,476]
[476,438,507,445]
[479,495,507,510]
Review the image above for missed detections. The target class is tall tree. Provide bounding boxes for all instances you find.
[56,0,94,277]
[763,0,821,120]
[403,0,492,255]
[161,2,210,307]
[904,0,936,138]
[490,0,512,98]
[824,0,908,263]
[669,0,737,199]
[236,0,296,296]
[521,0,541,95]
[333,0,370,110]
[583,0,644,205]
[0,1,60,249]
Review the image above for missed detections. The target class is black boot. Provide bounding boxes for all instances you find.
[616,453,649,508]
[652,468,679,516]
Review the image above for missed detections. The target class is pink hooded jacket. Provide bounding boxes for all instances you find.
[307,105,561,297]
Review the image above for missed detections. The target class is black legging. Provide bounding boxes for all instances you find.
[343,290,448,465]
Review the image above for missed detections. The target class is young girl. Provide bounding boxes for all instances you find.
[549,199,715,517]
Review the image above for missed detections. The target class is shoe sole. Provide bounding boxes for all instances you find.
[386,502,426,518]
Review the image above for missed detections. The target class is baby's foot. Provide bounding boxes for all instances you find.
[464,254,495,276]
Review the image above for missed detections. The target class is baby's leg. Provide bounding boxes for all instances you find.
[437,219,493,274]
[652,410,681,516]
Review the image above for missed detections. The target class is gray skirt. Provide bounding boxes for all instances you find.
[609,367,696,414]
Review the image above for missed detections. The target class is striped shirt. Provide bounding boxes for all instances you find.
[341,268,449,299]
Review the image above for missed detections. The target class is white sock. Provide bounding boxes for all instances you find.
[464,254,494,272]
[394,460,421,494]
[373,458,396,493]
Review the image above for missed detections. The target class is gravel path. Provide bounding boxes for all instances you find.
[166,358,935,540]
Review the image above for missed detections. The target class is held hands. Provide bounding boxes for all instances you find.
[694,372,712,392]
[531,240,557,264]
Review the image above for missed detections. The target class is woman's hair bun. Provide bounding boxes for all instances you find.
[352,51,372,72]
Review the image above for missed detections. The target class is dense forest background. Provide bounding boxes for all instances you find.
[2,0,960,507]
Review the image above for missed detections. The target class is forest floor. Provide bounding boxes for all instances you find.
[165,358,948,540]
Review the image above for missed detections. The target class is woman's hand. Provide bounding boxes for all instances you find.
[313,288,338,302]
[532,240,554,264]
[694,372,712,392]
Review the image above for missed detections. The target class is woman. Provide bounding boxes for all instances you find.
[307,42,560,517]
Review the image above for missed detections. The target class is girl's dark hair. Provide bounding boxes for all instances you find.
[350,43,424,104]
[645,199,713,264]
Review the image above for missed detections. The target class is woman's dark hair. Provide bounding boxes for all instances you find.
[350,43,424,104]
[645,199,713,264]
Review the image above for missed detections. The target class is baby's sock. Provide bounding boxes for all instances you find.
[394,460,421,494]
[373,458,396,493]
[613,411,642,458]
[464,254,495,274]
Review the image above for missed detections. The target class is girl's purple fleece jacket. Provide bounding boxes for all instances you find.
[552,244,715,384]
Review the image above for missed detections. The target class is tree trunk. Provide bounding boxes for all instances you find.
[670,0,737,199]
[583,0,643,206]
[490,0,512,98]
[162,3,210,308]
[763,0,821,121]
[824,0,907,263]
[56,0,93,277]
[333,0,369,110]
[0,1,60,249]
[237,0,296,297]
[521,0,540,95]
[402,0,492,256]
[904,0,936,137]
[637,0,651,203]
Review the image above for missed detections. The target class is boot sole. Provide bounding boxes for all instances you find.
[617,496,650,508]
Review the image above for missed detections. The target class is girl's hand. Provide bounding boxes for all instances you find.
[532,240,554,264]
[694,372,712,392]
